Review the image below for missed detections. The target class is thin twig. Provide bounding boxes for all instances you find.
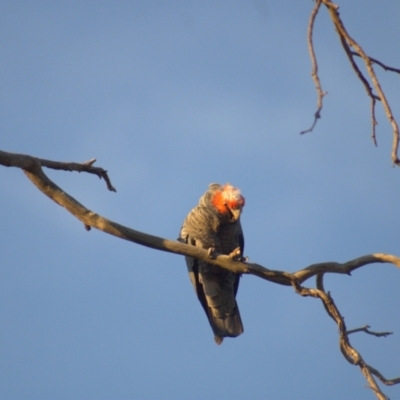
[300,0,327,135]
[368,365,400,386]
[336,33,380,146]
[351,51,400,75]
[0,150,116,192]
[337,35,380,102]
[39,157,117,192]
[347,325,393,338]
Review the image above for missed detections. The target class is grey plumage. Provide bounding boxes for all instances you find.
[178,183,245,344]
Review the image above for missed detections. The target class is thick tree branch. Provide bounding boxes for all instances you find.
[3,150,400,287]
[1,150,400,285]
[0,150,283,281]
[1,149,399,399]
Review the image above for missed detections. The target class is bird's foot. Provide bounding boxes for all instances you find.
[207,247,216,259]
[228,247,242,260]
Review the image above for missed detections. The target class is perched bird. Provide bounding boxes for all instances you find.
[178,183,245,344]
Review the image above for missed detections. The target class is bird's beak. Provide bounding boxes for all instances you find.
[230,208,241,222]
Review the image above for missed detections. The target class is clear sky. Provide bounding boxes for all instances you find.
[1,1,400,399]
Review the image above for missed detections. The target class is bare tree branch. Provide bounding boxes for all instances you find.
[347,325,393,338]
[300,0,326,135]
[304,1,400,165]
[0,150,281,282]
[323,0,400,164]
[0,150,116,192]
[313,274,397,399]
[1,150,400,286]
[336,33,380,146]
[293,276,386,398]
[1,149,400,399]
[367,365,400,387]
[351,51,400,75]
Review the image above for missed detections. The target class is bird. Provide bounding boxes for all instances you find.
[178,183,245,344]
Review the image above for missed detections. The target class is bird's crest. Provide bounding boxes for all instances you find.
[211,183,245,214]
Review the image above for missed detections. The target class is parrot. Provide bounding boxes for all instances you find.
[178,183,245,344]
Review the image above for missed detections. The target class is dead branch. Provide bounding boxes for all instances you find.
[2,150,399,286]
[41,157,116,192]
[304,1,400,165]
[367,365,400,387]
[1,150,400,284]
[0,150,292,284]
[351,51,400,75]
[300,0,326,135]
[336,33,379,146]
[1,149,400,399]
[313,274,397,399]
[0,150,116,192]
[323,0,400,163]
[347,325,393,338]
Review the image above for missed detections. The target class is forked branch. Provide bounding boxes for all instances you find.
[1,149,399,399]
[0,150,116,191]
[303,0,400,165]
[347,325,393,338]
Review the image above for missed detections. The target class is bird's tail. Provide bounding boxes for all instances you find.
[201,277,244,345]
[211,306,243,345]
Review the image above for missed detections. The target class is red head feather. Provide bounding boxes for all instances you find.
[211,184,245,215]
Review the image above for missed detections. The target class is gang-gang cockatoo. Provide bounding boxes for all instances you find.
[178,183,245,344]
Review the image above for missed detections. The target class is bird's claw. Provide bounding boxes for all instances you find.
[229,247,242,260]
[207,247,216,258]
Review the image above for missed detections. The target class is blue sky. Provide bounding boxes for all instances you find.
[1,1,400,399]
